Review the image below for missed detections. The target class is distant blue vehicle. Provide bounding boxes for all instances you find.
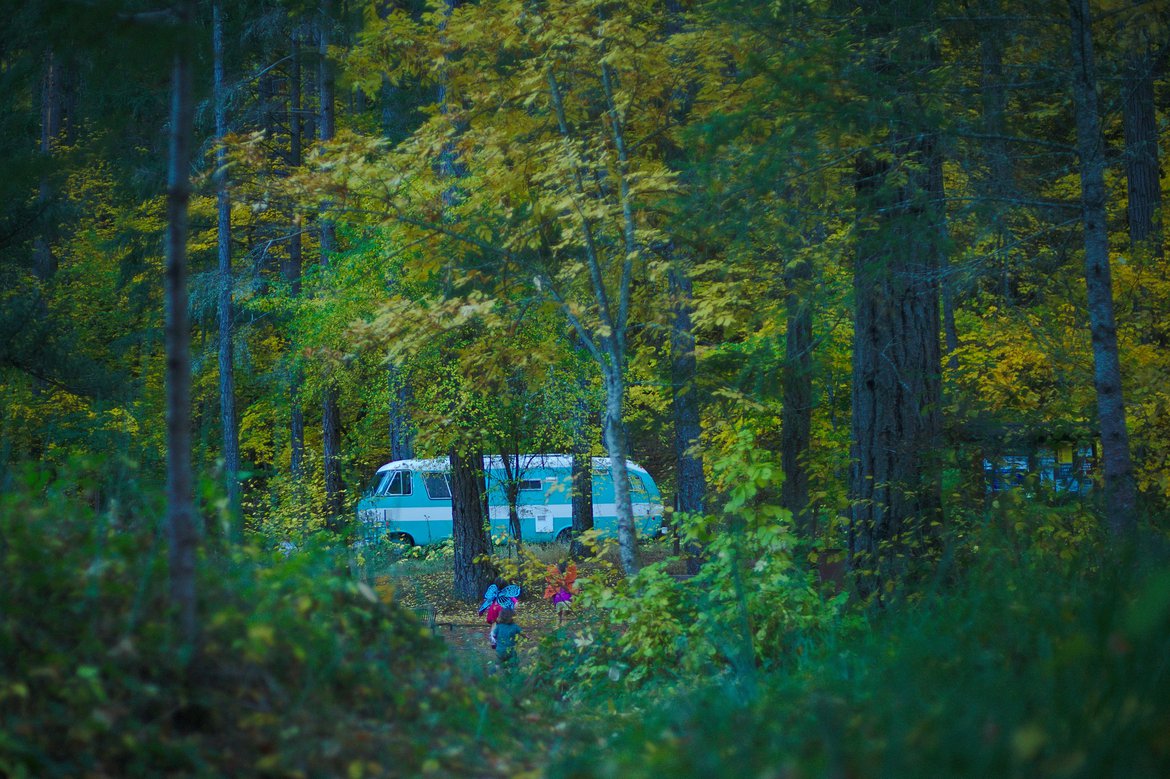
[355,454,665,545]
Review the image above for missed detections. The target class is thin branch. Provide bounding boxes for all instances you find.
[600,61,636,358]
[547,66,617,349]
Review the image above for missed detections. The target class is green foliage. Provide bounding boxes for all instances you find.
[524,435,844,698]
[0,461,524,777]
[544,527,1170,778]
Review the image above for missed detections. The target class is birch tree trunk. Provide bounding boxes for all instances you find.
[1067,0,1137,535]
[602,364,639,575]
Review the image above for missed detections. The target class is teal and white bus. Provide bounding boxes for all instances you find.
[355,455,665,545]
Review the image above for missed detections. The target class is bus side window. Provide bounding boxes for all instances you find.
[422,472,451,500]
[386,471,412,496]
[630,474,649,500]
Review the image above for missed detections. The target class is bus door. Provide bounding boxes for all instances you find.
[518,476,554,538]
[380,469,424,542]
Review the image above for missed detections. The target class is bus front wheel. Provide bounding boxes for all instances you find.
[388,532,415,547]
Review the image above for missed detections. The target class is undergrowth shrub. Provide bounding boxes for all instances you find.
[544,523,1170,778]
[522,434,847,698]
[0,461,524,777]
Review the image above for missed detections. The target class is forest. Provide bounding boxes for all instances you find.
[2,0,1169,775]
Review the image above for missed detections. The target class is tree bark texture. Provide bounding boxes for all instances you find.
[34,50,63,282]
[978,1,1017,304]
[318,2,343,520]
[449,447,494,601]
[1122,48,1162,260]
[165,13,199,649]
[322,385,344,520]
[286,34,305,477]
[214,3,241,530]
[780,253,814,539]
[669,264,706,574]
[849,146,945,600]
[602,365,640,575]
[388,364,414,460]
[499,451,524,547]
[848,0,945,604]
[570,447,594,559]
[1067,0,1137,535]
[670,265,706,517]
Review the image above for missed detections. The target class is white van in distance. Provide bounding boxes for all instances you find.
[356,454,665,545]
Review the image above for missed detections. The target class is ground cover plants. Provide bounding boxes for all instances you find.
[3,460,1170,776]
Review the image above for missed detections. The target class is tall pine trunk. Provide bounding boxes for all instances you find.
[1121,46,1162,261]
[165,3,199,648]
[34,50,64,283]
[286,32,305,478]
[848,0,944,602]
[979,0,1017,305]
[318,1,344,521]
[388,364,414,460]
[780,251,814,539]
[669,263,706,573]
[213,3,240,531]
[1067,0,1137,535]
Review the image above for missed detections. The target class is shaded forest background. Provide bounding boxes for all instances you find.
[2,0,1170,775]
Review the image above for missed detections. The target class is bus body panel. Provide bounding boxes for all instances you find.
[356,455,664,545]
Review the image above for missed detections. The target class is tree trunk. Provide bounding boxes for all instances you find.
[322,386,344,521]
[450,447,494,601]
[213,3,241,532]
[570,445,594,559]
[286,33,305,477]
[780,252,814,539]
[499,451,523,548]
[506,484,522,548]
[165,4,199,648]
[34,50,63,282]
[388,364,414,460]
[601,363,640,575]
[1122,47,1162,261]
[1067,0,1137,535]
[318,1,343,521]
[847,0,945,604]
[979,1,1016,305]
[669,263,706,574]
[849,142,945,601]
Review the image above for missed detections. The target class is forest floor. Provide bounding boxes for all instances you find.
[372,540,685,665]
[373,560,578,667]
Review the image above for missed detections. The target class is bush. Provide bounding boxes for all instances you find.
[0,460,527,777]
[543,524,1170,778]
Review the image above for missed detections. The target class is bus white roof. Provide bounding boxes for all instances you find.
[374,455,651,475]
